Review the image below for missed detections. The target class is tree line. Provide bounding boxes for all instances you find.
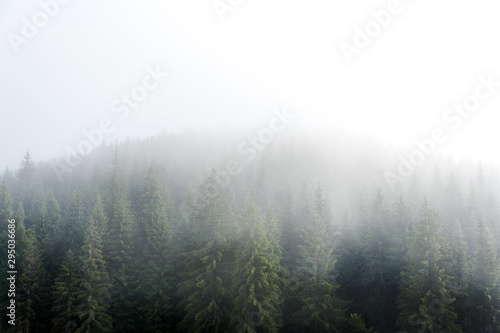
[1,141,500,332]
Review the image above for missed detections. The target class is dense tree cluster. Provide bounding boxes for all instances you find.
[1,131,500,332]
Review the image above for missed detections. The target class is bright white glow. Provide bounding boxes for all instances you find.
[1,0,500,168]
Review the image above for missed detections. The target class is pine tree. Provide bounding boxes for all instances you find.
[467,214,500,332]
[291,212,345,332]
[358,191,398,331]
[397,199,461,332]
[75,216,112,333]
[17,230,45,333]
[51,249,79,333]
[64,188,86,252]
[16,149,36,202]
[139,167,173,332]
[90,192,107,237]
[346,313,374,333]
[231,197,283,332]
[177,171,233,332]
[102,165,137,332]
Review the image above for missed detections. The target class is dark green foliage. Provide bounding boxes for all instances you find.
[346,313,374,333]
[290,212,345,332]
[177,171,234,332]
[75,216,112,333]
[17,229,45,333]
[231,197,283,332]
[139,167,173,332]
[51,249,79,333]
[397,199,461,332]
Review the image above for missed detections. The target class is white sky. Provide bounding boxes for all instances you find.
[1,0,500,171]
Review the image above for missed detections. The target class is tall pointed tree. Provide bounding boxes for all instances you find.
[51,249,79,333]
[102,164,137,332]
[467,214,500,332]
[139,167,173,332]
[177,171,234,332]
[75,216,112,333]
[231,197,283,332]
[291,212,345,332]
[397,199,461,332]
[17,230,45,333]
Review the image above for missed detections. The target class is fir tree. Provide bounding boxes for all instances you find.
[75,217,112,333]
[102,164,138,332]
[17,230,45,333]
[177,171,233,332]
[291,212,345,332]
[51,249,79,333]
[397,199,461,332]
[467,214,500,332]
[231,197,283,332]
[139,168,173,332]
[64,188,86,252]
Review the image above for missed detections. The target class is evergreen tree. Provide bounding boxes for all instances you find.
[16,149,36,203]
[291,212,345,332]
[346,313,374,333]
[231,197,283,332]
[17,230,45,333]
[64,188,86,252]
[90,192,107,237]
[177,171,233,332]
[75,217,112,333]
[51,249,79,333]
[467,214,500,332]
[102,166,137,332]
[139,168,173,332]
[397,199,461,332]
[359,191,398,332]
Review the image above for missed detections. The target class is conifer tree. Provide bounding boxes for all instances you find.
[64,188,86,252]
[139,167,173,332]
[17,230,45,333]
[358,191,399,331]
[51,249,79,333]
[397,199,461,332]
[16,149,36,202]
[291,212,345,332]
[102,165,137,332]
[177,171,233,332]
[75,217,112,333]
[231,197,283,332]
[467,214,500,332]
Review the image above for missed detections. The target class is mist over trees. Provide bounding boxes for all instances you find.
[2,128,500,332]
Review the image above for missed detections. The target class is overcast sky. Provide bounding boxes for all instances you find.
[1,0,500,172]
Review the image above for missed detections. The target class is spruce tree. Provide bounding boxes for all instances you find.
[291,212,345,332]
[231,197,283,332]
[17,230,45,333]
[177,171,233,332]
[75,216,112,333]
[51,249,79,333]
[64,188,86,252]
[102,166,137,332]
[139,167,173,331]
[397,199,461,332]
[467,214,500,332]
